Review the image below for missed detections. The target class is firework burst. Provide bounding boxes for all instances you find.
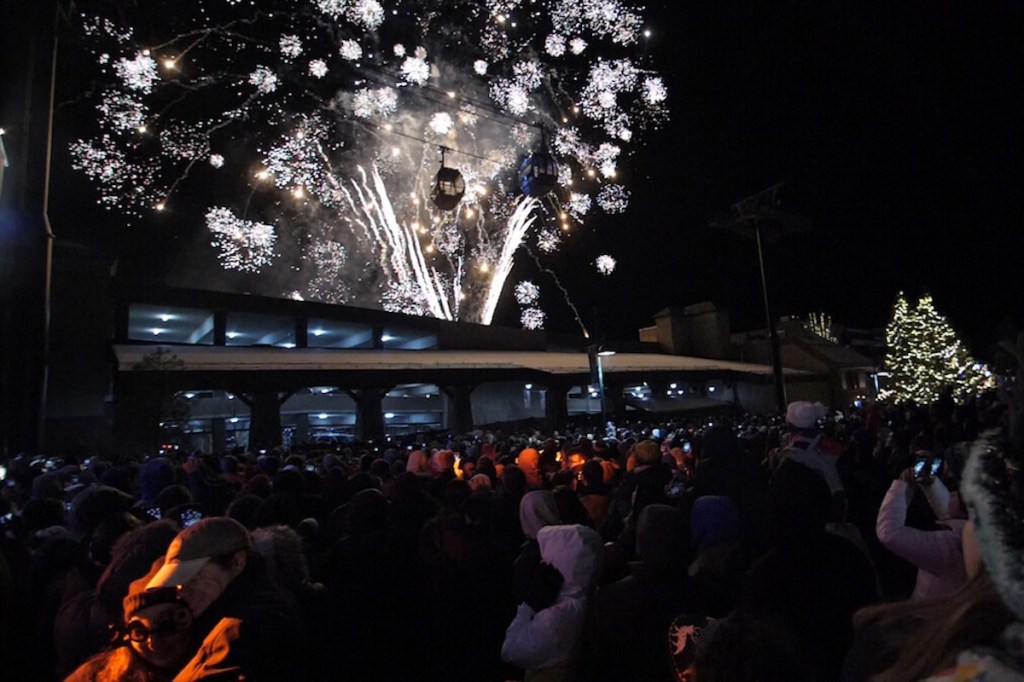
[69,0,667,325]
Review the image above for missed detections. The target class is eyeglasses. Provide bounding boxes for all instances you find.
[124,605,193,642]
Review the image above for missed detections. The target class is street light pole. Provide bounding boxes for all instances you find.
[38,0,64,452]
[714,183,806,414]
[754,222,787,412]
[587,344,615,424]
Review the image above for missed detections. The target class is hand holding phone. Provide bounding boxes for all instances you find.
[177,505,204,527]
[912,453,942,483]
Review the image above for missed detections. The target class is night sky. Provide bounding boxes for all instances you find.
[47,1,1024,358]
[567,0,1024,357]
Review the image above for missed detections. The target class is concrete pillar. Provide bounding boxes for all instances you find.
[441,384,475,434]
[213,311,227,345]
[348,388,388,444]
[544,381,570,431]
[212,416,227,455]
[293,412,311,447]
[604,380,626,422]
[242,390,285,450]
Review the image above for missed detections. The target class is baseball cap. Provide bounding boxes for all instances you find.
[146,517,251,590]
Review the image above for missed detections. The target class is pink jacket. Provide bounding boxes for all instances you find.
[876,480,967,601]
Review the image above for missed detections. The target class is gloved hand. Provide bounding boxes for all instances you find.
[520,560,564,613]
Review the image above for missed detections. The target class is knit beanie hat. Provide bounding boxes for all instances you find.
[138,458,176,506]
[98,520,180,614]
[961,428,1024,620]
[69,484,136,536]
[691,495,741,553]
[123,559,180,621]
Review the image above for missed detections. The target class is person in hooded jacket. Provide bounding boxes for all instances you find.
[575,504,713,682]
[512,491,562,598]
[502,524,604,681]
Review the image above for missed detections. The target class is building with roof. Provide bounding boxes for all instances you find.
[40,268,830,456]
[733,318,879,407]
[640,303,879,408]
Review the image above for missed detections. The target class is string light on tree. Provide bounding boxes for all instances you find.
[808,312,836,343]
[880,293,995,404]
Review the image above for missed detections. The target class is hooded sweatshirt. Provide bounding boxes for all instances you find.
[519,491,562,541]
[502,524,604,676]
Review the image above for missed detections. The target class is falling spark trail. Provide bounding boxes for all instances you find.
[523,245,590,338]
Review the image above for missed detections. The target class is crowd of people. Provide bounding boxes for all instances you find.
[1,387,1022,681]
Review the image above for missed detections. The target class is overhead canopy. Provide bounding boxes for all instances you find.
[114,345,812,376]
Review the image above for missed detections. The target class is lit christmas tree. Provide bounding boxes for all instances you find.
[880,293,994,403]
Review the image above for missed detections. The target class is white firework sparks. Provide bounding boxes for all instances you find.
[596,183,630,213]
[316,0,384,29]
[316,0,346,17]
[205,207,277,272]
[305,240,350,304]
[352,87,398,118]
[551,0,644,45]
[309,59,328,78]
[521,307,546,330]
[114,52,159,93]
[433,222,465,257]
[280,35,303,60]
[557,163,573,187]
[340,40,363,61]
[581,59,639,123]
[536,228,561,253]
[69,134,158,212]
[545,34,567,57]
[429,112,454,136]
[513,61,544,90]
[515,281,541,305]
[160,124,208,161]
[382,281,428,317]
[349,0,385,30]
[262,116,335,200]
[643,76,667,105]
[97,91,146,133]
[596,142,620,178]
[83,16,132,42]
[400,56,430,85]
[566,192,592,220]
[505,86,530,116]
[71,0,667,326]
[595,254,616,275]
[249,66,278,94]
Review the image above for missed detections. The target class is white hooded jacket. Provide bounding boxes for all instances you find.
[501,524,604,674]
